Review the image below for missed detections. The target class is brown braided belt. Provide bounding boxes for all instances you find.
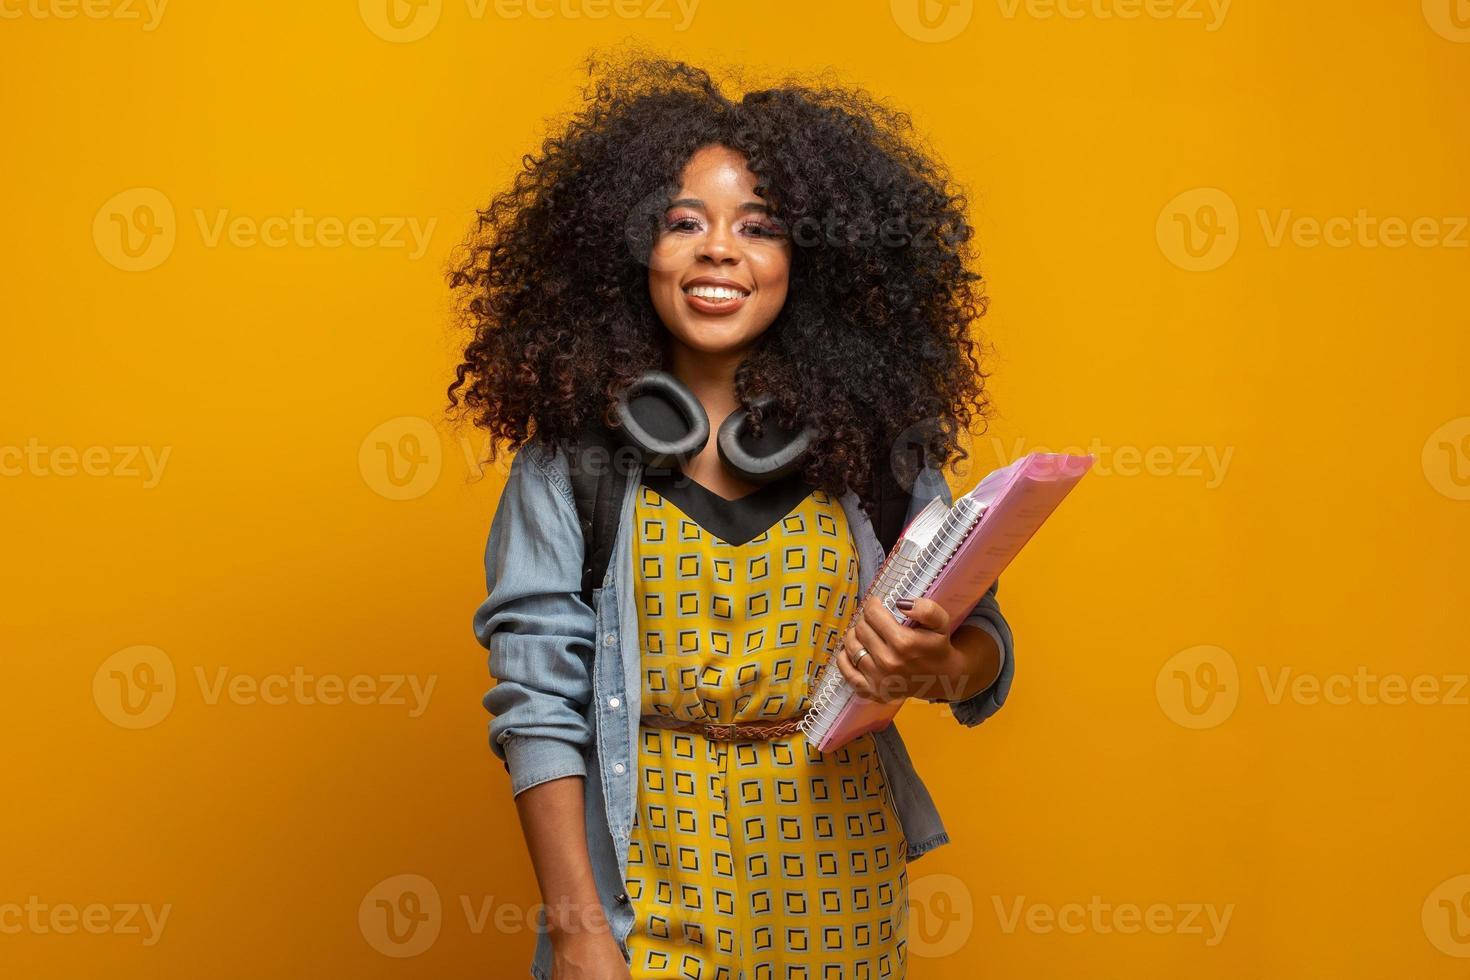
[639,709,811,741]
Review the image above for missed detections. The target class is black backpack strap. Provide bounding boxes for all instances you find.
[568,422,631,608]
[870,464,909,556]
[870,438,921,556]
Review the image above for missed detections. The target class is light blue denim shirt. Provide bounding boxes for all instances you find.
[474,438,1015,979]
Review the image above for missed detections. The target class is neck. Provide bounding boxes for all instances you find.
[667,342,745,419]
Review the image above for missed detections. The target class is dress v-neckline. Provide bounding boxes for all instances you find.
[639,466,815,547]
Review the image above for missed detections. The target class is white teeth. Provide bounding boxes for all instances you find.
[685,285,748,301]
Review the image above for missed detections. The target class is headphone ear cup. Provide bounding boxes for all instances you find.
[612,370,710,470]
[717,392,817,484]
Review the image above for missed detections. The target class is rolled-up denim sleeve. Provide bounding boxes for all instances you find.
[473,440,596,797]
[906,463,1015,728]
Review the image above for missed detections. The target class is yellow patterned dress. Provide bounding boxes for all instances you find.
[623,467,909,980]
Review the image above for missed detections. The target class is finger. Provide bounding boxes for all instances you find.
[844,624,891,690]
[849,620,909,703]
[862,596,931,669]
[834,634,878,701]
[852,612,901,675]
[843,637,902,704]
[898,596,952,634]
[860,594,910,655]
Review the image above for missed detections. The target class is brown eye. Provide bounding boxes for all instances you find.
[743,220,786,238]
[665,214,702,233]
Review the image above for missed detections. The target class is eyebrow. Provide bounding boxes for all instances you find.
[666,197,773,215]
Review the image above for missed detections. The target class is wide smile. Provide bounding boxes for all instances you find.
[682,282,751,316]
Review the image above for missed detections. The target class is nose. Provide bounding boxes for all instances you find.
[698,218,741,266]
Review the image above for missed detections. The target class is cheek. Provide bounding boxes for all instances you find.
[648,265,681,309]
[648,236,691,275]
[753,250,792,303]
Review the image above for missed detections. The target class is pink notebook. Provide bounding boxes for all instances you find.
[797,452,1094,751]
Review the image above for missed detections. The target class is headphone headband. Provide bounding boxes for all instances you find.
[611,370,816,484]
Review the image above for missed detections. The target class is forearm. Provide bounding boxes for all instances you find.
[512,774,610,942]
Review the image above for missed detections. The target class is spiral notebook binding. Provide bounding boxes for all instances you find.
[798,497,989,743]
[798,537,910,738]
[882,498,986,622]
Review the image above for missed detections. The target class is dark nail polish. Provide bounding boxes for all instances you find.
[895,598,915,611]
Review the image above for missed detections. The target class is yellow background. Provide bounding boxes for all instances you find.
[3,1,1468,976]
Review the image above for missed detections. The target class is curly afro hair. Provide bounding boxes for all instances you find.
[447,49,994,518]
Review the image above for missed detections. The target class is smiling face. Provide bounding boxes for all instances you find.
[647,144,792,362]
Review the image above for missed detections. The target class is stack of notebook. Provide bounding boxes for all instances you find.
[797,451,1094,751]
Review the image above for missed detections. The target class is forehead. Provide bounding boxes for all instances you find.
[674,145,764,201]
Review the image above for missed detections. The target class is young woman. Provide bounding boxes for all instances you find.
[451,53,1015,980]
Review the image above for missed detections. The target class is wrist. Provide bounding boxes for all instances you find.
[542,895,614,943]
[943,625,1001,702]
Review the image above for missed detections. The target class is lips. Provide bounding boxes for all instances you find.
[681,277,751,315]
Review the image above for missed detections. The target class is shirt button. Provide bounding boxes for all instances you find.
[613,763,625,774]
[615,891,629,903]
[604,633,617,647]
[608,697,620,708]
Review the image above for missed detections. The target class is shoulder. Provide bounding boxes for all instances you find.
[911,461,953,506]
[509,437,577,506]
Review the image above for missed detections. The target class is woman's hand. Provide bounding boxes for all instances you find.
[836,595,1000,704]
[551,930,632,980]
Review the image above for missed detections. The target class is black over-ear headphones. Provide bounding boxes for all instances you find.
[611,370,817,484]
